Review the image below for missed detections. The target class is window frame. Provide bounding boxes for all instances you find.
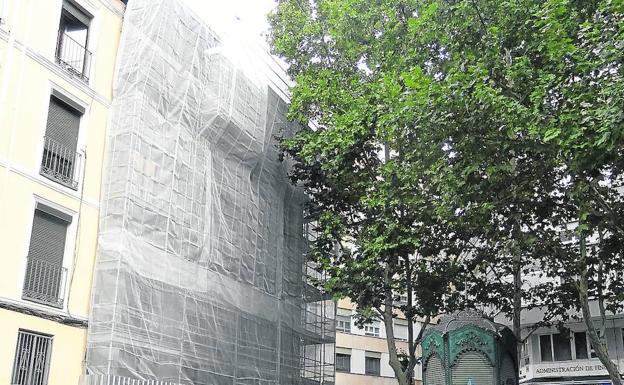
[55,0,93,82]
[520,340,530,366]
[21,198,76,310]
[11,329,53,385]
[335,353,351,373]
[39,90,86,191]
[336,315,351,333]
[393,321,408,341]
[22,204,72,308]
[364,321,380,337]
[539,331,595,363]
[552,332,572,361]
[539,334,554,362]
[573,331,589,360]
[364,355,381,376]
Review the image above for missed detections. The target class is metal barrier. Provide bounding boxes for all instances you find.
[40,136,81,190]
[83,375,183,385]
[22,257,67,308]
[55,30,92,82]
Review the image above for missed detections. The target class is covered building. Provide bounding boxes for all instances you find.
[84,0,335,384]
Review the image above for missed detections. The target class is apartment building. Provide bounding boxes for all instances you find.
[335,298,423,385]
[517,307,624,385]
[0,1,125,384]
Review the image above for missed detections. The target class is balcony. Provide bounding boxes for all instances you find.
[22,257,68,308]
[40,136,81,190]
[55,30,92,82]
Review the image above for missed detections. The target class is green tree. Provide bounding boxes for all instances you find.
[269,0,624,383]
[269,3,467,384]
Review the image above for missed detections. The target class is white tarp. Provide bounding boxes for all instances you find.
[85,1,334,383]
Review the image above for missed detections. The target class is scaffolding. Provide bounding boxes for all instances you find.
[85,0,334,383]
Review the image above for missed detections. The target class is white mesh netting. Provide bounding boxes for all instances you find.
[85,1,335,384]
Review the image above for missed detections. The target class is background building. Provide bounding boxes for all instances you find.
[83,0,335,384]
[0,0,125,384]
[516,306,624,385]
[335,298,424,385]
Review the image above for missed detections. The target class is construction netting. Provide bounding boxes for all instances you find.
[84,0,335,383]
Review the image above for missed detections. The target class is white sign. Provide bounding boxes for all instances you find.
[534,363,606,375]
[522,359,624,379]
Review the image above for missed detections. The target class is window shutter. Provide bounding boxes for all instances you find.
[28,209,69,265]
[425,355,445,385]
[63,0,91,25]
[451,351,494,385]
[45,97,80,152]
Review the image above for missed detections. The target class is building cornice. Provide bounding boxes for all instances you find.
[0,297,88,328]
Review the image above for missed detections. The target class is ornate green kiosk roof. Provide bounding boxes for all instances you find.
[432,309,506,334]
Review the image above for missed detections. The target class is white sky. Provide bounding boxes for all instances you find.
[182,0,279,46]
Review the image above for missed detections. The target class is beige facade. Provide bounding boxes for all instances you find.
[0,0,124,384]
[335,298,424,385]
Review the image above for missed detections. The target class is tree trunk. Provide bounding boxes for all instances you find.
[405,255,416,385]
[578,232,623,385]
[512,252,522,366]
[383,268,409,385]
[383,293,409,385]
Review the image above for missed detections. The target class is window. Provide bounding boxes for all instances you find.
[56,0,92,81]
[540,331,594,362]
[335,353,351,372]
[393,292,408,304]
[11,330,53,385]
[40,94,84,190]
[520,340,530,366]
[365,355,381,376]
[22,205,71,308]
[336,315,351,333]
[540,335,553,362]
[364,321,380,337]
[394,322,408,341]
[574,332,589,359]
[559,229,577,243]
[552,332,572,361]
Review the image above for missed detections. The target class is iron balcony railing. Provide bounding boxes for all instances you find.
[22,257,68,308]
[55,30,91,82]
[40,136,81,190]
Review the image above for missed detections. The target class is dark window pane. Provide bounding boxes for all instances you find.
[540,335,553,362]
[336,353,350,372]
[365,356,380,375]
[574,332,588,359]
[553,333,572,361]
